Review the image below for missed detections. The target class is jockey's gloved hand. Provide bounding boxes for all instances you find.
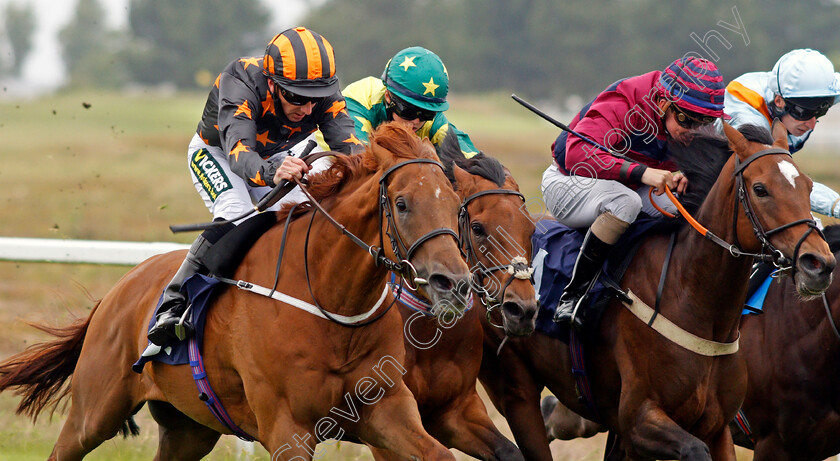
[812,181,840,218]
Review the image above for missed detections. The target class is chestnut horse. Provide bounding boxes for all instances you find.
[478,122,835,461]
[730,224,840,461]
[366,144,538,461]
[0,123,473,461]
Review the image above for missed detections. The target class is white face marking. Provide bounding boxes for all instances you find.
[435,187,441,199]
[778,160,799,188]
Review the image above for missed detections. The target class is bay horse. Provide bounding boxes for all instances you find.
[478,121,835,461]
[0,122,473,461]
[729,224,840,461]
[365,141,538,461]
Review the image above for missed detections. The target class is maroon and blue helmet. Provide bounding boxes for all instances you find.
[658,56,725,119]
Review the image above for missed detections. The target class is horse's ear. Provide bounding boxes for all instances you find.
[722,121,750,159]
[369,133,392,169]
[502,166,521,192]
[770,118,790,150]
[451,163,474,191]
[420,137,439,160]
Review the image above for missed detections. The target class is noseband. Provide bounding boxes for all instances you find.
[457,188,534,326]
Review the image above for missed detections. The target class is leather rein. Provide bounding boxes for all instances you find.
[652,147,821,273]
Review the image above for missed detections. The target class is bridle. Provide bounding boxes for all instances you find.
[655,147,822,275]
[731,147,822,274]
[294,157,460,327]
[457,188,534,327]
[378,159,461,289]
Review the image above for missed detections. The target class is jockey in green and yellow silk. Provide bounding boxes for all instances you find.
[343,46,479,158]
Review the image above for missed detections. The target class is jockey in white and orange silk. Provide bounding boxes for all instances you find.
[723,48,840,219]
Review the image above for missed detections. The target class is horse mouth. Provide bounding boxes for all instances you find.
[504,324,535,337]
[796,273,833,300]
[501,301,537,337]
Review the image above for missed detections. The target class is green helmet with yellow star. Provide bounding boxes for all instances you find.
[382,47,450,112]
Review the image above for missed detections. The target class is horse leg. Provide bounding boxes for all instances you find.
[427,391,524,461]
[542,394,605,441]
[623,401,711,461]
[704,425,737,461]
[148,401,222,461]
[752,437,796,461]
[245,409,319,461]
[355,389,455,461]
[48,392,140,461]
[480,368,553,461]
[603,431,627,461]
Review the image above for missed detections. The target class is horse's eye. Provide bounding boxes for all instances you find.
[753,183,769,197]
[395,198,408,212]
[471,222,486,237]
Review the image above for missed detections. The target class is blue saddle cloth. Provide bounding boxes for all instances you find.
[532,217,666,342]
[132,274,220,373]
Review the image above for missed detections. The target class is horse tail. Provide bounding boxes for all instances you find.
[0,300,100,421]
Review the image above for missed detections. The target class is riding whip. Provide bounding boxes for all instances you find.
[511,93,632,162]
[170,140,319,233]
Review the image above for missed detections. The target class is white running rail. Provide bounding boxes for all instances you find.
[0,236,256,456]
[0,237,189,265]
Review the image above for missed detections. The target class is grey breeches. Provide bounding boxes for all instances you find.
[540,163,678,228]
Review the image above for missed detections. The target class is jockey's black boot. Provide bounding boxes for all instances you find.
[147,235,211,346]
[553,228,615,330]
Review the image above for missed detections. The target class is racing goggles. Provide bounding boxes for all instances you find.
[279,87,322,106]
[784,97,833,121]
[387,93,437,122]
[672,105,716,129]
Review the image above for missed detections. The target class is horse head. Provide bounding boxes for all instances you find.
[451,163,538,336]
[723,120,835,298]
[368,122,472,314]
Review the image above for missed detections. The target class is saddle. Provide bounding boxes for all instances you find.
[532,216,673,343]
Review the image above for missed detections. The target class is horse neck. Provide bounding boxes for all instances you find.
[297,175,390,315]
[672,158,753,338]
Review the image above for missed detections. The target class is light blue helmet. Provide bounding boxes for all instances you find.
[773,49,840,98]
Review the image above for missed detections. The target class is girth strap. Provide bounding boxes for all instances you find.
[622,290,740,356]
[216,276,390,324]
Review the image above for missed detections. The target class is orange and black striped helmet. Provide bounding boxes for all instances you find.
[263,27,339,97]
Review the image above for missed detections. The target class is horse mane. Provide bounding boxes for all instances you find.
[277,122,436,220]
[824,224,840,254]
[667,124,774,215]
[436,128,507,188]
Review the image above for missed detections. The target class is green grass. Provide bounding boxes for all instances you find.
[2,89,837,459]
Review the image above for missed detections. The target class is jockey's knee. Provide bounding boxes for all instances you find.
[604,191,642,224]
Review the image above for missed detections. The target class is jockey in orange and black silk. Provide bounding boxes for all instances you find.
[194,33,361,193]
[147,27,362,347]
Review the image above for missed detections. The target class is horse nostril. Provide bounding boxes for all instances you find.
[502,302,524,320]
[428,274,454,293]
[800,253,833,277]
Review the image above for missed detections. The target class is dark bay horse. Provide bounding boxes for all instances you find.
[730,224,840,461]
[366,145,538,461]
[0,123,473,461]
[479,122,835,461]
